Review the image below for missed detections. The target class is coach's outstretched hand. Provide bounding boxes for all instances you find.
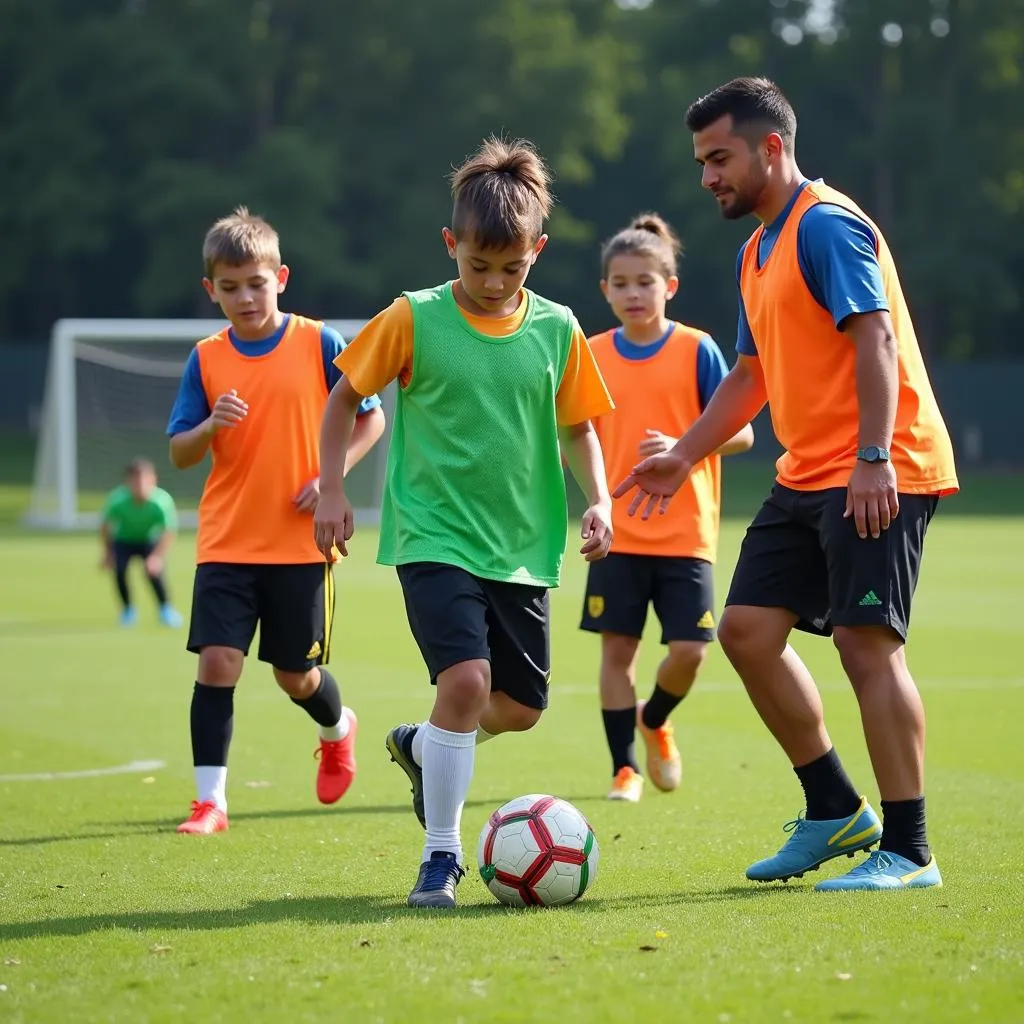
[613,449,693,520]
[313,490,354,559]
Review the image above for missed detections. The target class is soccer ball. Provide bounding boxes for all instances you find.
[477,794,599,907]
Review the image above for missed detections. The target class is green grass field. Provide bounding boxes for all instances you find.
[1,500,1022,1023]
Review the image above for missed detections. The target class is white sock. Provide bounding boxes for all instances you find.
[421,723,476,862]
[195,765,228,812]
[411,722,426,766]
[413,721,493,765]
[318,706,351,742]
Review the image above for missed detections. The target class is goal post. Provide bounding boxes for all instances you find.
[26,317,394,530]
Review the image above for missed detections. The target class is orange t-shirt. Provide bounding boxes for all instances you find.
[193,315,333,564]
[739,181,958,494]
[590,324,721,561]
[335,285,612,426]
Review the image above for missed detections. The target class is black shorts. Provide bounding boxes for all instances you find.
[396,562,550,711]
[112,540,157,573]
[726,485,939,641]
[187,562,335,672]
[580,553,716,644]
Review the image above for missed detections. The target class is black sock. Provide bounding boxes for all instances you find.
[793,748,861,820]
[601,707,639,775]
[291,668,342,728]
[147,571,169,606]
[880,797,930,866]
[115,567,131,609]
[190,683,234,766]
[641,685,683,730]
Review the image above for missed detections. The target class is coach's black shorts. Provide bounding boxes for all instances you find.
[580,553,716,644]
[726,485,940,641]
[396,561,550,711]
[187,562,335,672]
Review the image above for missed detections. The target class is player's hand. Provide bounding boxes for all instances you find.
[845,460,899,539]
[637,429,678,457]
[612,450,693,519]
[145,553,164,576]
[294,477,320,513]
[313,490,354,558]
[209,389,248,433]
[99,550,113,571]
[579,501,613,562]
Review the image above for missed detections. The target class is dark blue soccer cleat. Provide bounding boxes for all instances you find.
[407,851,465,908]
[386,724,425,828]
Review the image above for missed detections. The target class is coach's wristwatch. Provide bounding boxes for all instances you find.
[856,446,891,463]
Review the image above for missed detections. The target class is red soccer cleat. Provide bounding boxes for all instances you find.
[177,800,229,835]
[315,708,358,804]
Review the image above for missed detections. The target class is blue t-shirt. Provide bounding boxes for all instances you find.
[735,180,890,356]
[613,324,729,410]
[166,316,380,435]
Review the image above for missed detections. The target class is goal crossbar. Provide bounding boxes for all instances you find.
[27,317,382,530]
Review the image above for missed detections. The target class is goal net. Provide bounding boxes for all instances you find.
[26,318,394,530]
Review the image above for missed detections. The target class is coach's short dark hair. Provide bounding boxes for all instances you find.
[685,77,797,153]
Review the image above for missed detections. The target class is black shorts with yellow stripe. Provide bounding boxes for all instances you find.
[187,562,335,672]
[580,552,716,644]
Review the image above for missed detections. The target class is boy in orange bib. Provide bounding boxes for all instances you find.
[166,207,385,835]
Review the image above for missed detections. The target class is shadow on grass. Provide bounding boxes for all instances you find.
[0,797,603,848]
[0,885,805,941]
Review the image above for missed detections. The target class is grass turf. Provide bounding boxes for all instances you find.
[1,511,1022,1023]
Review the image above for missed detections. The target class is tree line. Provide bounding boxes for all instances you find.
[1,0,1021,360]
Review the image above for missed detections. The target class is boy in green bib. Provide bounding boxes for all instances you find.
[315,136,615,908]
[100,458,182,628]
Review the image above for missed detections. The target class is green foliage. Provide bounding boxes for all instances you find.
[0,0,1022,357]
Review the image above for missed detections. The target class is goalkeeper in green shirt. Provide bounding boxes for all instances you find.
[100,458,183,628]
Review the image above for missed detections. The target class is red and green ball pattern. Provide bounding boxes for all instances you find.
[478,795,598,907]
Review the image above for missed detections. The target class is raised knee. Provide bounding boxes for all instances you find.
[198,646,243,685]
[440,659,491,706]
[273,667,318,698]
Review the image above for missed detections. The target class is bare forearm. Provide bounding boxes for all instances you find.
[100,522,113,552]
[559,422,610,506]
[714,422,755,457]
[320,382,363,493]
[855,331,898,449]
[677,361,766,465]
[153,532,174,557]
[344,407,386,476]
[169,420,214,469]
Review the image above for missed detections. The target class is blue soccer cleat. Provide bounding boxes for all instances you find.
[407,851,465,908]
[386,724,425,828]
[815,850,942,891]
[119,607,138,628]
[159,604,184,628]
[746,796,882,882]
